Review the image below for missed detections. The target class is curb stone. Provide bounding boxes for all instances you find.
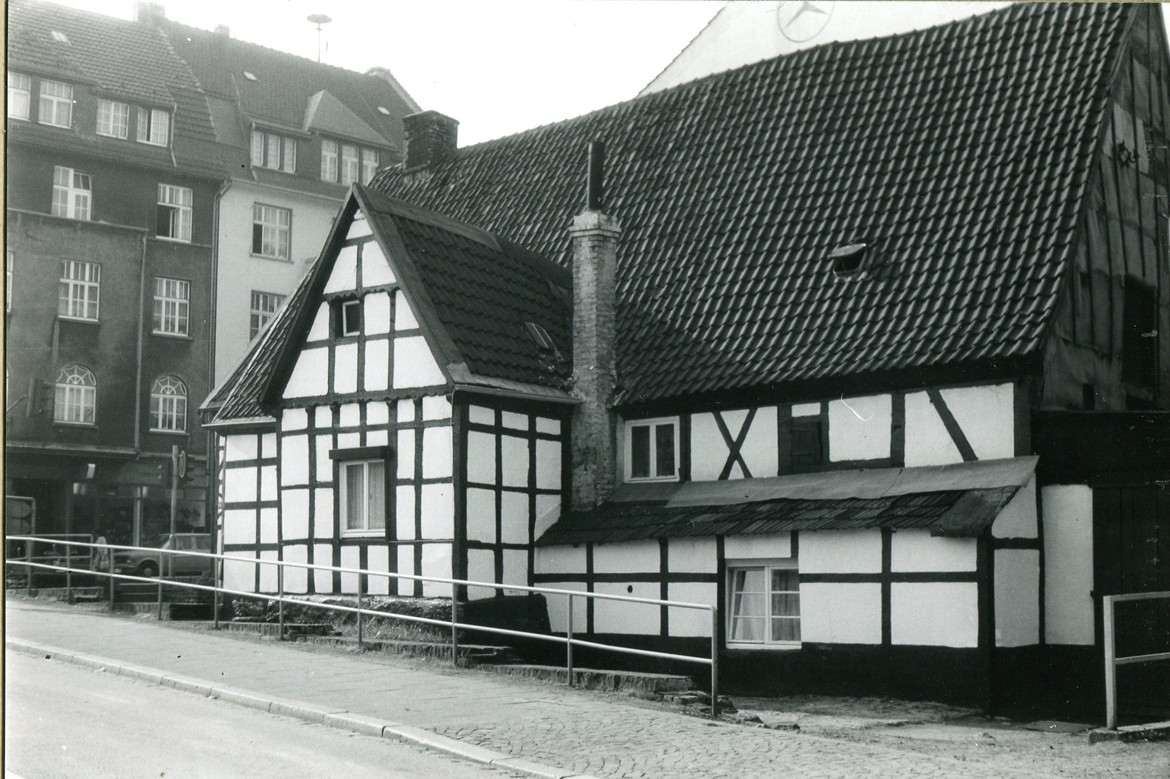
[6,637,600,779]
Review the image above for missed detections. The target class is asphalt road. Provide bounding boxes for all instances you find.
[4,651,521,779]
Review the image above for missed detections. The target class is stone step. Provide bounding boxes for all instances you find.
[483,664,695,695]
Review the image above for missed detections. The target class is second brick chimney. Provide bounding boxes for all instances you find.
[402,111,459,170]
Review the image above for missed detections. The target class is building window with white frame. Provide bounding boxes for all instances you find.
[727,560,801,646]
[38,79,73,127]
[250,129,296,173]
[54,364,96,425]
[96,99,129,138]
[625,417,678,481]
[249,290,285,339]
[251,203,291,259]
[136,107,170,146]
[361,148,379,183]
[156,184,192,242]
[149,375,187,432]
[51,166,91,220]
[321,139,339,182]
[339,460,386,534]
[58,260,100,320]
[152,277,190,336]
[8,72,31,120]
[340,144,359,185]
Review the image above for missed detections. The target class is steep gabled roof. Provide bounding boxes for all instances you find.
[371,2,1133,407]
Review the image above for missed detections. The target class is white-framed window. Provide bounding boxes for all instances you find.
[51,166,92,221]
[340,144,359,185]
[38,79,72,127]
[250,129,296,173]
[251,203,291,259]
[340,460,386,534]
[58,260,100,320]
[625,417,679,481]
[136,107,170,146]
[8,72,31,120]
[249,290,285,339]
[149,375,187,433]
[320,139,339,182]
[152,277,190,336]
[727,559,801,647]
[339,298,362,336]
[361,148,379,183]
[156,184,192,242]
[54,364,96,425]
[96,99,129,138]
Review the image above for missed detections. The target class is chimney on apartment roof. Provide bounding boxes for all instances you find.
[402,110,459,171]
[214,24,231,37]
[570,141,621,512]
[133,2,165,23]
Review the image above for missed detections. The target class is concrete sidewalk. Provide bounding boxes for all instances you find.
[6,597,1166,779]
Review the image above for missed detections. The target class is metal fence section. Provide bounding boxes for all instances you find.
[7,535,722,715]
[1102,590,1170,729]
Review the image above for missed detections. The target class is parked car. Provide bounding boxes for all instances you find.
[113,533,212,578]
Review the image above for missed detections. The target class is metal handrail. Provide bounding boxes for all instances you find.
[7,534,721,715]
[1102,590,1170,729]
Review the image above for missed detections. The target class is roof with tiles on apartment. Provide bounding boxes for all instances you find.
[368,2,1134,408]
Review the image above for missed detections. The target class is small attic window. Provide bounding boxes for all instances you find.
[243,71,258,82]
[829,243,868,276]
[525,321,563,361]
[377,106,391,116]
[51,30,70,44]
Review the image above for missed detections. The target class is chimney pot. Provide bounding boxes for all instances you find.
[402,110,460,171]
[214,24,230,36]
[133,2,166,22]
[587,141,605,212]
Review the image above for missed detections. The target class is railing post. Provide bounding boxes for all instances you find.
[65,542,73,604]
[26,538,33,596]
[213,556,222,630]
[157,556,165,620]
[1104,595,1117,730]
[710,606,720,718]
[450,581,460,666]
[566,593,574,687]
[277,562,285,641]
[109,565,116,611]
[357,575,365,649]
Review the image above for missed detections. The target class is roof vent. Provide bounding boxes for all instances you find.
[377,106,391,116]
[51,30,70,44]
[525,321,562,359]
[243,71,258,82]
[829,243,868,276]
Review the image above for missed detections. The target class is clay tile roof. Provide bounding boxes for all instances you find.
[370,2,1131,406]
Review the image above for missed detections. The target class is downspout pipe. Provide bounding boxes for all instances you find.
[134,233,148,450]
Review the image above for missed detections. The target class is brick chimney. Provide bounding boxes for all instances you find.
[570,141,620,512]
[133,2,165,22]
[402,111,459,170]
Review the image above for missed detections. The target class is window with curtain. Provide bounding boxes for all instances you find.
[727,560,800,646]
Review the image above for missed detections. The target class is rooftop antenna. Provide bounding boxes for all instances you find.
[307,14,332,63]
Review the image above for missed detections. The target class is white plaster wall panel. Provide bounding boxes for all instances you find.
[339,545,361,593]
[992,475,1038,539]
[366,429,388,448]
[534,495,561,541]
[260,466,278,502]
[284,348,329,398]
[536,417,561,435]
[339,403,361,428]
[306,304,329,343]
[421,543,452,597]
[280,436,309,486]
[594,540,660,574]
[394,291,419,330]
[939,383,1014,460]
[800,530,882,573]
[259,507,279,544]
[314,544,333,592]
[397,429,415,479]
[334,343,358,395]
[422,426,453,479]
[337,432,361,450]
[223,553,257,591]
[396,486,416,540]
[223,510,256,545]
[313,488,334,539]
[315,407,333,427]
[393,337,446,387]
[361,241,395,286]
[258,550,279,592]
[543,581,587,634]
[398,399,416,422]
[890,530,976,572]
[503,549,528,589]
[891,582,978,647]
[466,488,495,543]
[364,291,392,335]
[315,436,335,483]
[469,405,493,425]
[904,391,963,466]
[367,546,391,595]
[282,489,309,540]
[828,394,892,462]
[536,439,562,491]
[500,434,530,488]
[225,434,258,462]
[466,548,497,599]
[421,483,454,538]
[367,401,389,426]
[347,212,372,239]
[397,546,414,585]
[261,433,277,459]
[689,413,725,481]
[534,544,587,575]
[594,582,659,635]
[740,406,779,479]
[224,466,258,504]
[466,431,495,485]
[668,538,718,572]
[423,396,452,420]
[501,411,527,430]
[501,491,530,545]
[282,545,309,594]
[668,583,717,637]
[792,402,821,418]
[800,583,882,644]
[282,408,308,431]
[324,245,358,293]
[1043,485,1095,645]
[996,549,1040,647]
[724,533,791,560]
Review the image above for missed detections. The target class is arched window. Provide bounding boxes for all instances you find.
[150,375,187,432]
[55,365,96,424]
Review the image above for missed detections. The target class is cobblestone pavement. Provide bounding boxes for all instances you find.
[7,597,1168,779]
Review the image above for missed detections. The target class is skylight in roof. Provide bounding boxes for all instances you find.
[829,243,868,276]
[377,106,391,116]
[525,322,562,362]
[51,30,70,44]
[244,71,258,82]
